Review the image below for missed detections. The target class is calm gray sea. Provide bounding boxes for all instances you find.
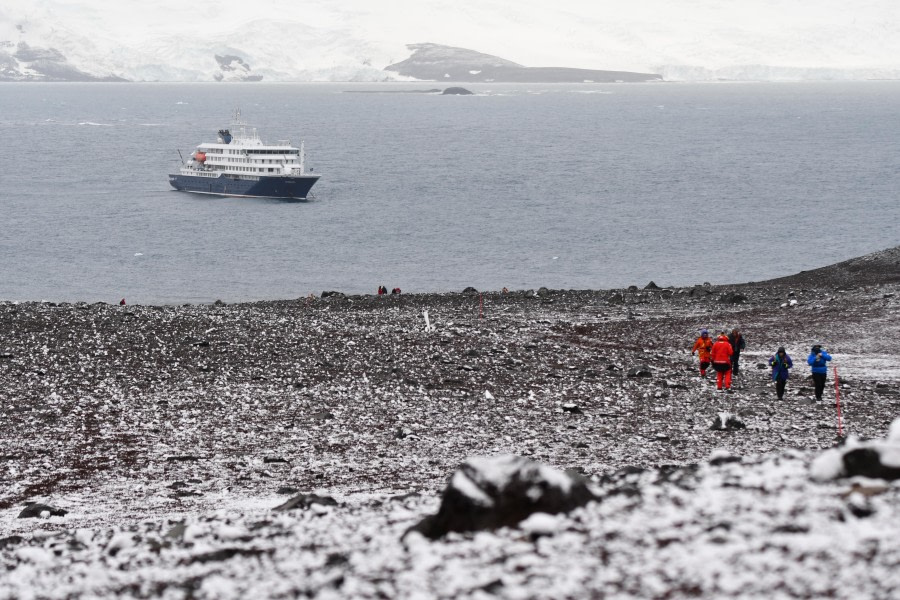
[1,82,898,304]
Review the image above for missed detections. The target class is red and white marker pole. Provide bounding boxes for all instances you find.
[833,366,844,437]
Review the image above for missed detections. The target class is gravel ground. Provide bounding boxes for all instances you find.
[1,246,899,598]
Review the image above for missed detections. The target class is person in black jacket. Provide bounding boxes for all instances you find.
[728,328,746,376]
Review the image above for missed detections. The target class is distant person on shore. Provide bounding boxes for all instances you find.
[378,285,386,296]
[807,344,833,401]
[391,287,401,295]
[728,328,746,376]
[768,347,793,400]
[691,329,714,377]
[710,333,734,392]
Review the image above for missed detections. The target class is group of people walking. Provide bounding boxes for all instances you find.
[691,328,744,392]
[691,328,833,401]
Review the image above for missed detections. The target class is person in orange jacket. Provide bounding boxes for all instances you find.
[710,332,734,392]
[691,329,714,376]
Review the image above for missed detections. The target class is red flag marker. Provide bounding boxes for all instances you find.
[833,366,844,437]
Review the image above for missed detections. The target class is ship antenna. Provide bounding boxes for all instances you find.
[177,149,185,165]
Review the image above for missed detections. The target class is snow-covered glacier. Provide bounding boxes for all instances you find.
[1,0,898,82]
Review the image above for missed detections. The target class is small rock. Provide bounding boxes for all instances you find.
[627,366,652,378]
[0,535,24,549]
[710,412,746,431]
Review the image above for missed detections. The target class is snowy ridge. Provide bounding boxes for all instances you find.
[1,0,899,81]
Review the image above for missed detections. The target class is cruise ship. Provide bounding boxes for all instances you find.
[169,112,320,199]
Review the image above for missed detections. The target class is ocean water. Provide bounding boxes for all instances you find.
[1,81,898,304]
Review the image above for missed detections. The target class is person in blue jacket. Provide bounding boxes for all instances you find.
[807,344,832,401]
[768,347,793,400]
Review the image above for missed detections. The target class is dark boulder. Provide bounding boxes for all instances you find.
[718,292,748,304]
[462,287,479,294]
[320,291,345,298]
[273,493,338,512]
[842,448,900,480]
[627,366,652,378]
[689,286,710,298]
[644,281,660,290]
[407,455,596,539]
[18,503,68,519]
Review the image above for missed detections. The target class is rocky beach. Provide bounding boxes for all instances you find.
[1,246,899,599]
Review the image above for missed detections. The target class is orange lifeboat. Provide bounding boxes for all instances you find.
[194,151,207,163]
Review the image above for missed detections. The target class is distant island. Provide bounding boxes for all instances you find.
[384,43,662,83]
[0,41,663,83]
[1,39,660,83]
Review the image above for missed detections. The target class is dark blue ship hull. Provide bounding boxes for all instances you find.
[168,173,319,199]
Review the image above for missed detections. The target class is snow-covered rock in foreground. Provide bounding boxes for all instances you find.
[811,417,900,481]
[408,455,596,539]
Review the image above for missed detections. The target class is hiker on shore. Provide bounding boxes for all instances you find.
[807,344,833,402]
[710,333,734,392]
[728,328,746,376]
[691,329,714,377]
[768,347,793,400]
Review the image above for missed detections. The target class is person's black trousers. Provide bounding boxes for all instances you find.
[776,378,787,400]
[812,372,827,400]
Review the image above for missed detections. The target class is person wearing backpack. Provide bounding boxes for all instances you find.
[710,332,734,392]
[691,329,714,377]
[768,347,793,400]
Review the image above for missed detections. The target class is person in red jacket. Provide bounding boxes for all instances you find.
[710,333,734,392]
[691,329,714,376]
